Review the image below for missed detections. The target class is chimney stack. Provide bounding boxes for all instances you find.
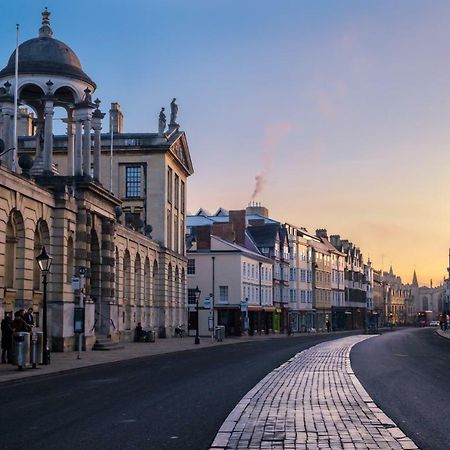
[109,102,124,133]
[229,210,246,246]
[316,229,328,240]
[196,225,211,251]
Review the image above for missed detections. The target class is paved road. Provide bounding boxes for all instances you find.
[0,332,357,450]
[352,327,450,450]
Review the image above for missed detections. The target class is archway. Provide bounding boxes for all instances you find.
[4,209,25,312]
[123,250,131,330]
[90,230,101,332]
[144,257,151,328]
[135,254,142,325]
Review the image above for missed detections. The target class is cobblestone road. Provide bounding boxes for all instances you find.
[210,335,419,450]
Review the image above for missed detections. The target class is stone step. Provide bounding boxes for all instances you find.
[92,336,124,351]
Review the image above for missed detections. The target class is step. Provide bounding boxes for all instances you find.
[92,336,124,351]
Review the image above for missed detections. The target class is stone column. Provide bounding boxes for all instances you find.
[43,98,54,173]
[82,115,92,177]
[66,112,75,176]
[1,103,14,169]
[74,112,83,176]
[92,105,105,183]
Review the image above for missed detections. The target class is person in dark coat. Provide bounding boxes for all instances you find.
[12,310,31,333]
[24,308,34,327]
[1,316,13,363]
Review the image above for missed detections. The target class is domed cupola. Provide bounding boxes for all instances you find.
[0,8,95,87]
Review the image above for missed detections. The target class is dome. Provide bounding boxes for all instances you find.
[0,9,95,88]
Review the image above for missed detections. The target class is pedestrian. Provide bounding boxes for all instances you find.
[12,310,31,333]
[1,316,13,363]
[134,322,144,342]
[326,320,331,333]
[24,308,34,327]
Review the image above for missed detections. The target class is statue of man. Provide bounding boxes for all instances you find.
[170,98,178,125]
[158,107,166,134]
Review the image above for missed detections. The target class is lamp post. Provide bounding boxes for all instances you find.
[194,285,201,345]
[36,246,53,365]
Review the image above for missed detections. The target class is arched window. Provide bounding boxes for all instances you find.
[5,210,25,291]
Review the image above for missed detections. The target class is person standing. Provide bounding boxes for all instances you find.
[24,308,34,327]
[1,316,13,363]
[326,320,331,333]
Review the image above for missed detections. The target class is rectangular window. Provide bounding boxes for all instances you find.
[175,174,180,210]
[188,288,197,305]
[219,286,229,304]
[187,259,195,275]
[300,269,306,282]
[167,209,172,249]
[174,215,179,254]
[300,290,306,303]
[167,167,173,204]
[126,166,141,198]
[181,181,185,213]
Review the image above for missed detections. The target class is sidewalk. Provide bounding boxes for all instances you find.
[435,328,450,340]
[0,332,292,385]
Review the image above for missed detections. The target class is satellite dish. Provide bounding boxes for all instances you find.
[0,139,4,154]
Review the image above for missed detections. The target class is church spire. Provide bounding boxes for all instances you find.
[39,7,53,38]
[412,270,418,287]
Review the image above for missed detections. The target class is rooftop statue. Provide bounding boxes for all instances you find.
[158,107,166,134]
[170,98,178,125]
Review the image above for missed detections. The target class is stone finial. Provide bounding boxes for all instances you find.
[18,154,34,179]
[39,7,53,38]
[94,98,101,110]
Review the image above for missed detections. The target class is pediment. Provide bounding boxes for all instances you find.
[170,133,194,175]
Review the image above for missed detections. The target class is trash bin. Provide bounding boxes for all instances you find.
[13,332,30,370]
[158,327,166,339]
[30,331,43,368]
[214,325,225,342]
[146,330,156,343]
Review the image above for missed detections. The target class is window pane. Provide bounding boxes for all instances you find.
[126,166,141,198]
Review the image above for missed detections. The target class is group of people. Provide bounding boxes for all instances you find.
[1,308,34,364]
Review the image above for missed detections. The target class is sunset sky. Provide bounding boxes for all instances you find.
[1,1,449,285]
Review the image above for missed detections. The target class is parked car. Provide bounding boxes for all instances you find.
[429,320,440,327]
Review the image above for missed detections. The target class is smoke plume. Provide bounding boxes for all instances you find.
[250,122,292,201]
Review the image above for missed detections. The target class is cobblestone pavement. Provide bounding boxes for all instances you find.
[210,335,419,450]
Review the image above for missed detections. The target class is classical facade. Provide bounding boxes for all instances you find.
[0,10,192,350]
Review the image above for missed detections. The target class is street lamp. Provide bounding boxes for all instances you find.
[194,285,201,345]
[36,246,53,365]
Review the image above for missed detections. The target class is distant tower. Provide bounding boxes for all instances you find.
[109,102,123,133]
[412,270,418,287]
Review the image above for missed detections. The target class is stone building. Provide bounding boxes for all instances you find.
[0,10,192,350]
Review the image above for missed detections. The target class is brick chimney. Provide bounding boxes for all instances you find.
[330,234,341,248]
[246,202,269,218]
[195,225,211,250]
[229,210,246,246]
[212,222,235,242]
[109,102,124,133]
[316,229,328,240]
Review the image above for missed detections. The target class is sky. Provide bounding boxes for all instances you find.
[1,1,449,286]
